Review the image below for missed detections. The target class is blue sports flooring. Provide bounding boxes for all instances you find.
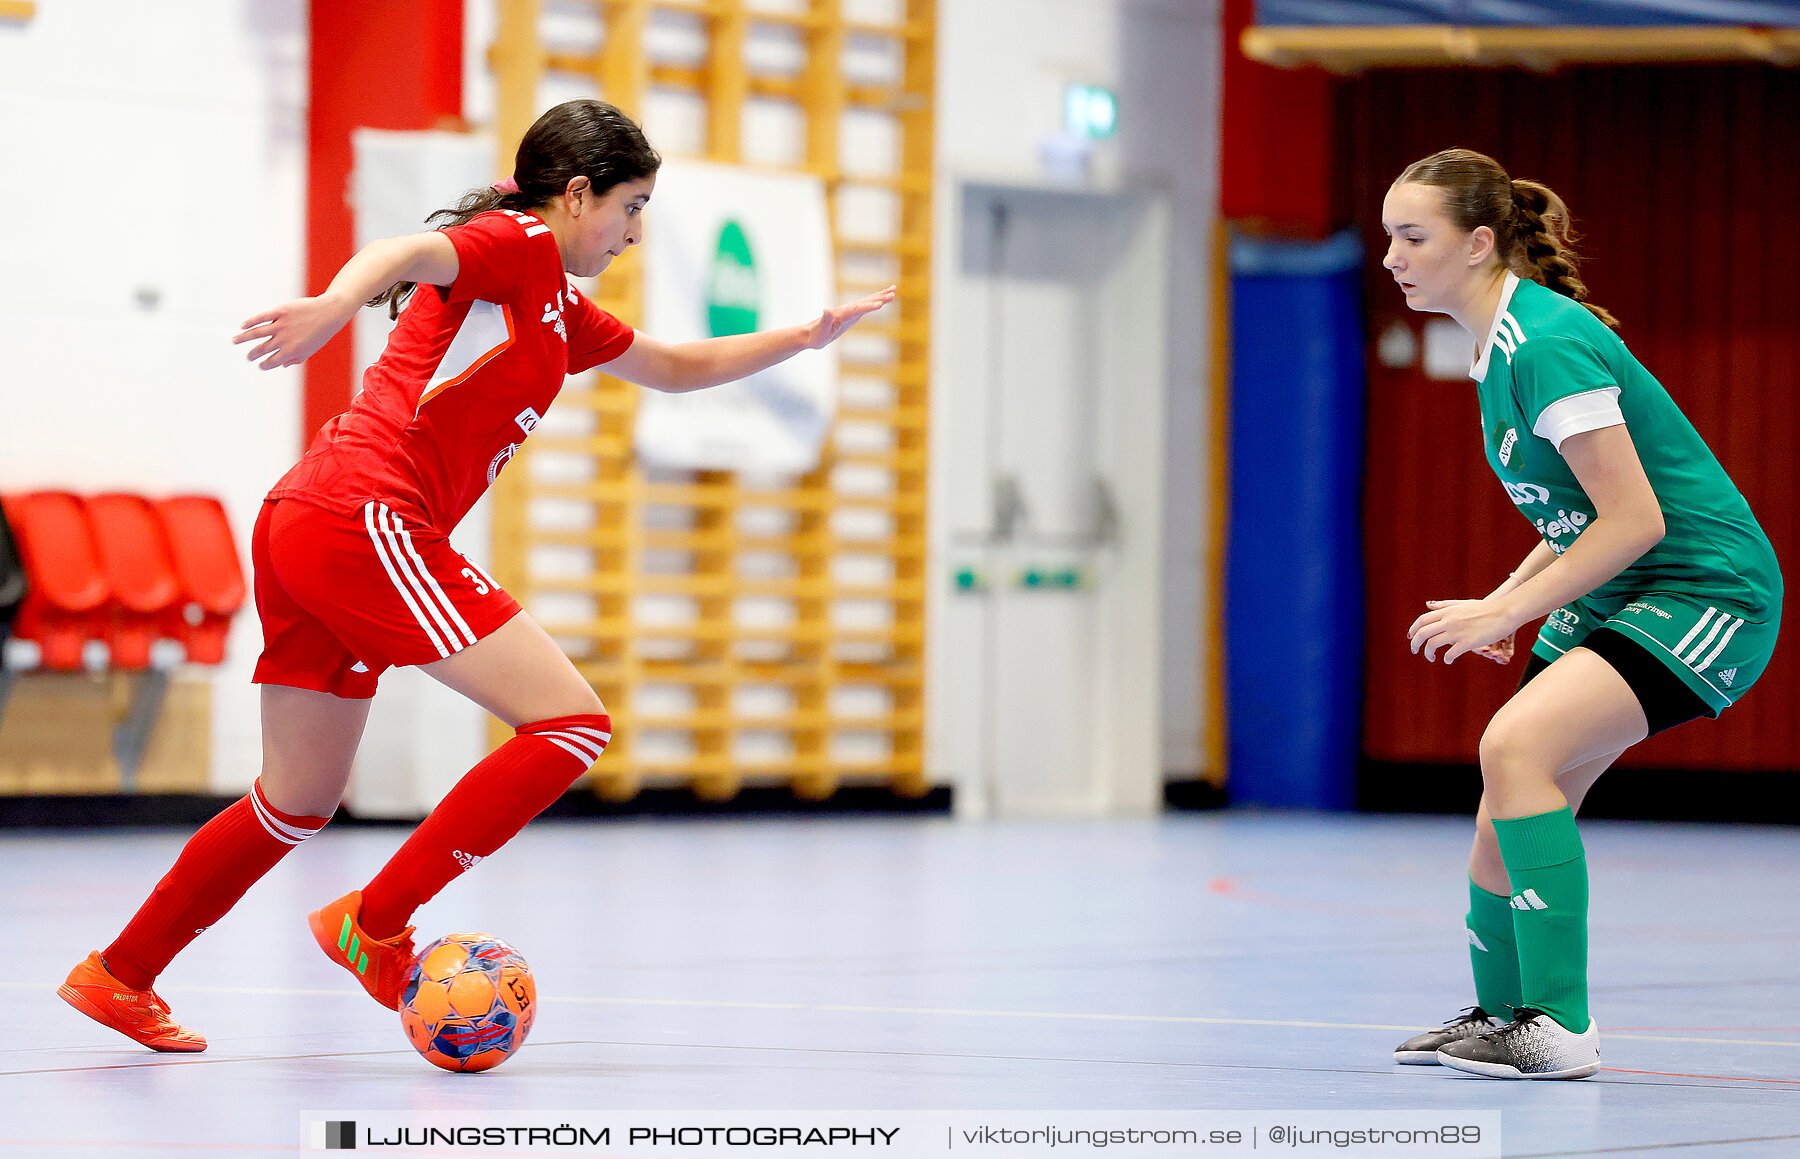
[2,812,1796,1156]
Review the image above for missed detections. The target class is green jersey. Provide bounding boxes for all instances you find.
[1473,274,1781,617]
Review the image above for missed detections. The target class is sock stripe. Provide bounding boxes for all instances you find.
[250,783,325,845]
[543,728,608,757]
[521,716,612,767]
[540,733,605,766]
[359,713,613,936]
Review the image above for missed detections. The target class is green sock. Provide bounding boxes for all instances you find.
[1466,878,1522,1019]
[1492,807,1590,1033]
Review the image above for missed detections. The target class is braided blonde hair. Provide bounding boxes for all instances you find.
[1397,148,1619,330]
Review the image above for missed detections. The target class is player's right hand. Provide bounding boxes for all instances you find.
[1423,599,1515,665]
[234,294,356,370]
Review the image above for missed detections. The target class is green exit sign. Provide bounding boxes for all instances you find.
[1064,84,1117,140]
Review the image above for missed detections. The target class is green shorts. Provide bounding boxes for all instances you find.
[1532,591,1780,716]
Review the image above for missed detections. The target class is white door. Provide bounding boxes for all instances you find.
[934,182,1170,818]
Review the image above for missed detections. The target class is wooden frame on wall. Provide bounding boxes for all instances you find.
[488,0,934,802]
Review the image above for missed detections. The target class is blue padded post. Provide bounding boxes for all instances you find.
[1226,231,1366,809]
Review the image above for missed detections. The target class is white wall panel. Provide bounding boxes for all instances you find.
[0,0,308,792]
[929,0,1221,790]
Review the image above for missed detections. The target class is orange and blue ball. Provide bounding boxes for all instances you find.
[399,932,536,1072]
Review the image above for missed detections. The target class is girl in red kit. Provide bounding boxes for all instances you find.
[58,99,895,1051]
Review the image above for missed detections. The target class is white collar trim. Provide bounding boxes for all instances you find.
[1469,272,1522,381]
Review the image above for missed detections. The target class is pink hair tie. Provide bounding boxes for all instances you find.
[494,176,519,194]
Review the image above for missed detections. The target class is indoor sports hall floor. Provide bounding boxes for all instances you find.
[4,812,1797,1156]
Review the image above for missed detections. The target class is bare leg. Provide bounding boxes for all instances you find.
[258,684,372,816]
[420,610,604,723]
[89,684,369,1007]
[1469,747,1626,895]
[1477,647,1646,819]
[1466,646,1647,1042]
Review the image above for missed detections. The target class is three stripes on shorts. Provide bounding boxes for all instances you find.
[1672,606,1743,673]
[361,501,492,660]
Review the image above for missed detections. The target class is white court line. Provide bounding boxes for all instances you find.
[11,981,1799,1045]
[1598,1033,1800,1048]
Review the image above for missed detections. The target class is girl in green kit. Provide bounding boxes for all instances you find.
[1380,149,1781,1080]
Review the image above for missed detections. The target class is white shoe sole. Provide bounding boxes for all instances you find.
[1393,1050,1443,1065]
[1436,1051,1598,1080]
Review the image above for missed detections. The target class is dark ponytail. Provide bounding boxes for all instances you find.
[1395,148,1619,331]
[371,99,661,318]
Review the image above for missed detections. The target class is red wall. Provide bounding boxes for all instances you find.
[1341,65,1800,770]
[305,0,465,442]
[1219,0,1334,235]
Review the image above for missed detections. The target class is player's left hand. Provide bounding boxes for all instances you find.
[1408,598,1519,665]
[803,286,896,349]
[234,293,357,371]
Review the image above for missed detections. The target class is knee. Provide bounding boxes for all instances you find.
[543,680,605,720]
[257,766,348,819]
[252,778,336,833]
[518,712,613,772]
[1478,718,1541,790]
[572,684,605,716]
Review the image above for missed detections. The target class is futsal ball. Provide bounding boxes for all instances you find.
[399,932,536,1072]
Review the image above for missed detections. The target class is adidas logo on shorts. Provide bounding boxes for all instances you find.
[453,849,484,871]
[1719,667,1737,687]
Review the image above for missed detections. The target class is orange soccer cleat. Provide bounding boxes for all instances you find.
[308,891,417,1010]
[58,951,207,1052]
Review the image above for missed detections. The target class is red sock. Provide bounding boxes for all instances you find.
[358,713,611,939]
[103,780,329,990]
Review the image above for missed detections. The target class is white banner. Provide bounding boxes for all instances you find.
[351,129,496,392]
[638,159,837,474]
[303,1110,1502,1157]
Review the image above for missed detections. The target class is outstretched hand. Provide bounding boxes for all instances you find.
[233,294,357,371]
[804,286,896,350]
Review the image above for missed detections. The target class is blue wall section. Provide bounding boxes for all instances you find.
[1226,232,1365,810]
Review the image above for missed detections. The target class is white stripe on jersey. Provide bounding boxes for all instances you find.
[503,210,553,238]
[418,300,515,410]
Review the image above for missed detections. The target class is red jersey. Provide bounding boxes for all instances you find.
[269,210,634,531]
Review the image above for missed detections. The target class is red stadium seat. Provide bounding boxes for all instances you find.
[1,492,112,671]
[87,493,182,670]
[154,496,246,665]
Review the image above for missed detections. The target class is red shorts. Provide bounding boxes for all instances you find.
[251,498,522,699]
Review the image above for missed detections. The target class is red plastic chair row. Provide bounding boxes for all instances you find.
[0,491,246,671]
